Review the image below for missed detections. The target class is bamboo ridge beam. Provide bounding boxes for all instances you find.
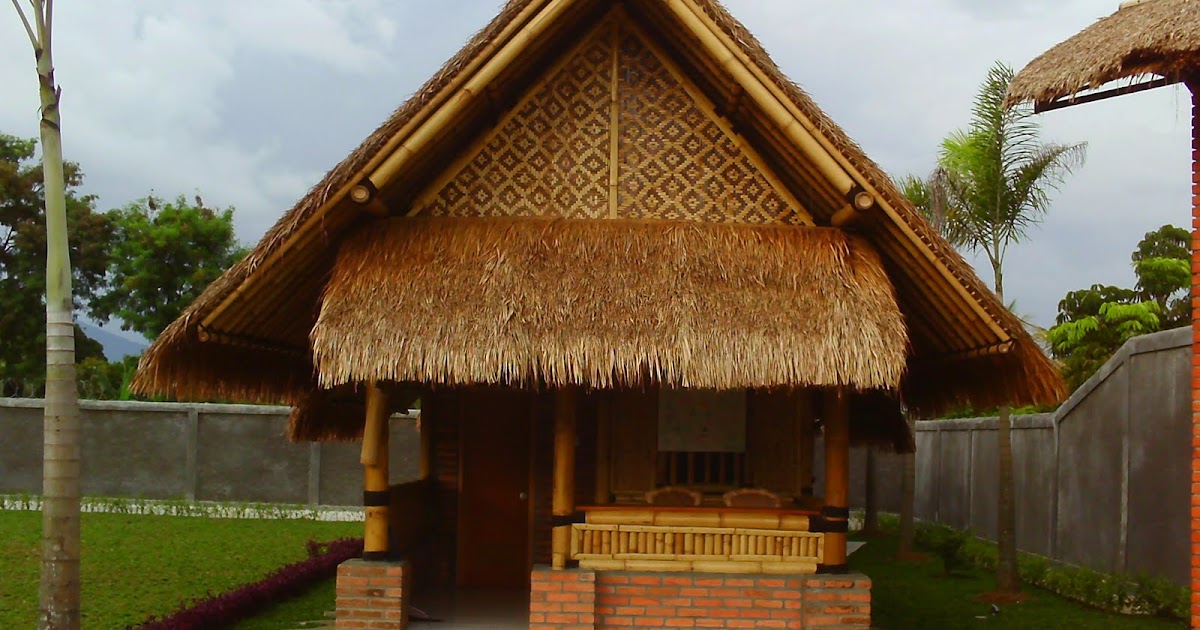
[197,0,552,331]
[366,0,575,194]
[664,0,1012,343]
[662,0,854,195]
[552,387,578,569]
[362,383,390,561]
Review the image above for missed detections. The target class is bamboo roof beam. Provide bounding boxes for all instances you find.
[198,0,556,332]
[406,14,615,216]
[349,183,390,218]
[364,0,575,194]
[666,0,1010,343]
[622,15,815,226]
[830,187,877,227]
[871,236,993,348]
[662,0,854,193]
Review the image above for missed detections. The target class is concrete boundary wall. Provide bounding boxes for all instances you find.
[0,398,420,507]
[913,327,1191,585]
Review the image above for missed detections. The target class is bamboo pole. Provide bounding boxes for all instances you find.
[552,387,578,569]
[369,0,575,193]
[663,0,1011,343]
[363,384,390,560]
[662,0,854,193]
[624,17,816,226]
[822,386,850,569]
[198,0,556,331]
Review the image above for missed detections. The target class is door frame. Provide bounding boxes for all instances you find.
[454,387,537,587]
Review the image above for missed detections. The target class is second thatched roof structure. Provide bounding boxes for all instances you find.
[1007,0,1200,106]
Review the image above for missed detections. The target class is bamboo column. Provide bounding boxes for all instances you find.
[796,389,815,497]
[552,388,578,569]
[594,392,611,505]
[361,383,390,561]
[821,386,850,571]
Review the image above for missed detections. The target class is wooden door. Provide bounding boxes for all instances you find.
[457,388,533,587]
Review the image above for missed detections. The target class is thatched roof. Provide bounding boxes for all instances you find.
[312,217,906,392]
[1007,0,1200,106]
[134,0,1066,425]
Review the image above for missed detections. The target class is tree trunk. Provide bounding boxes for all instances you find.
[898,414,916,555]
[24,2,82,627]
[993,268,1020,593]
[862,448,879,535]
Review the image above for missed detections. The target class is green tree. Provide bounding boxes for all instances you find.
[11,0,83,626]
[1131,224,1189,328]
[931,62,1086,594]
[0,134,110,395]
[1047,225,1189,389]
[91,194,244,339]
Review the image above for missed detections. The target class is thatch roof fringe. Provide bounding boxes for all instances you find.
[1007,0,1200,106]
[311,217,909,392]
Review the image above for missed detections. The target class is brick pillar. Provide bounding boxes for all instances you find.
[530,567,596,630]
[1190,79,1200,630]
[335,559,410,630]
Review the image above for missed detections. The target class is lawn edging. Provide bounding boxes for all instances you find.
[132,538,363,629]
[1,494,362,521]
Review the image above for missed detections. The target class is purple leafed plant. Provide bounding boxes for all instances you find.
[132,538,364,630]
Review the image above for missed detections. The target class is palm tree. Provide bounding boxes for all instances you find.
[894,175,932,558]
[11,1,82,627]
[931,62,1085,593]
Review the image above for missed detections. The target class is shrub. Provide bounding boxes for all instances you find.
[133,538,363,629]
[910,519,1187,622]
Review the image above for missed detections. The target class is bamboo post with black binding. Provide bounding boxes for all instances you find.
[361,383,390,561]
[820,386,850,572]
[552,387,578,569]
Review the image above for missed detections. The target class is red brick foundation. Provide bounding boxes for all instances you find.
[335,559,410,630]
[530,567,870,629]
[1189,80,1199,630]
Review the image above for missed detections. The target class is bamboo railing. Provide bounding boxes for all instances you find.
[570,507,823,574]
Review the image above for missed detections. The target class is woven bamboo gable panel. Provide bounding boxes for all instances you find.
[412,19,802,225]
[415,30,613,219]
[616,33,797,224]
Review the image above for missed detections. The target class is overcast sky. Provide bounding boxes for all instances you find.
[1,1,1192,338]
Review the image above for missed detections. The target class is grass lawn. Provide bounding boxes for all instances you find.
[851,534,1184,629]
[229,579,338,630]
[0,510,359,629]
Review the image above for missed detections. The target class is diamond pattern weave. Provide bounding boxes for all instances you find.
[617,33,799,224]
[414,32,613,218]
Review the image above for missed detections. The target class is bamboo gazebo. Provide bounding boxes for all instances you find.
[1007,0,1199,626]
[135,1,1065,628]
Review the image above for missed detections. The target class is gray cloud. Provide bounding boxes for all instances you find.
[1,0,1190,334]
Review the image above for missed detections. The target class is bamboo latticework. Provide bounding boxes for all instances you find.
[570,522,823,574]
